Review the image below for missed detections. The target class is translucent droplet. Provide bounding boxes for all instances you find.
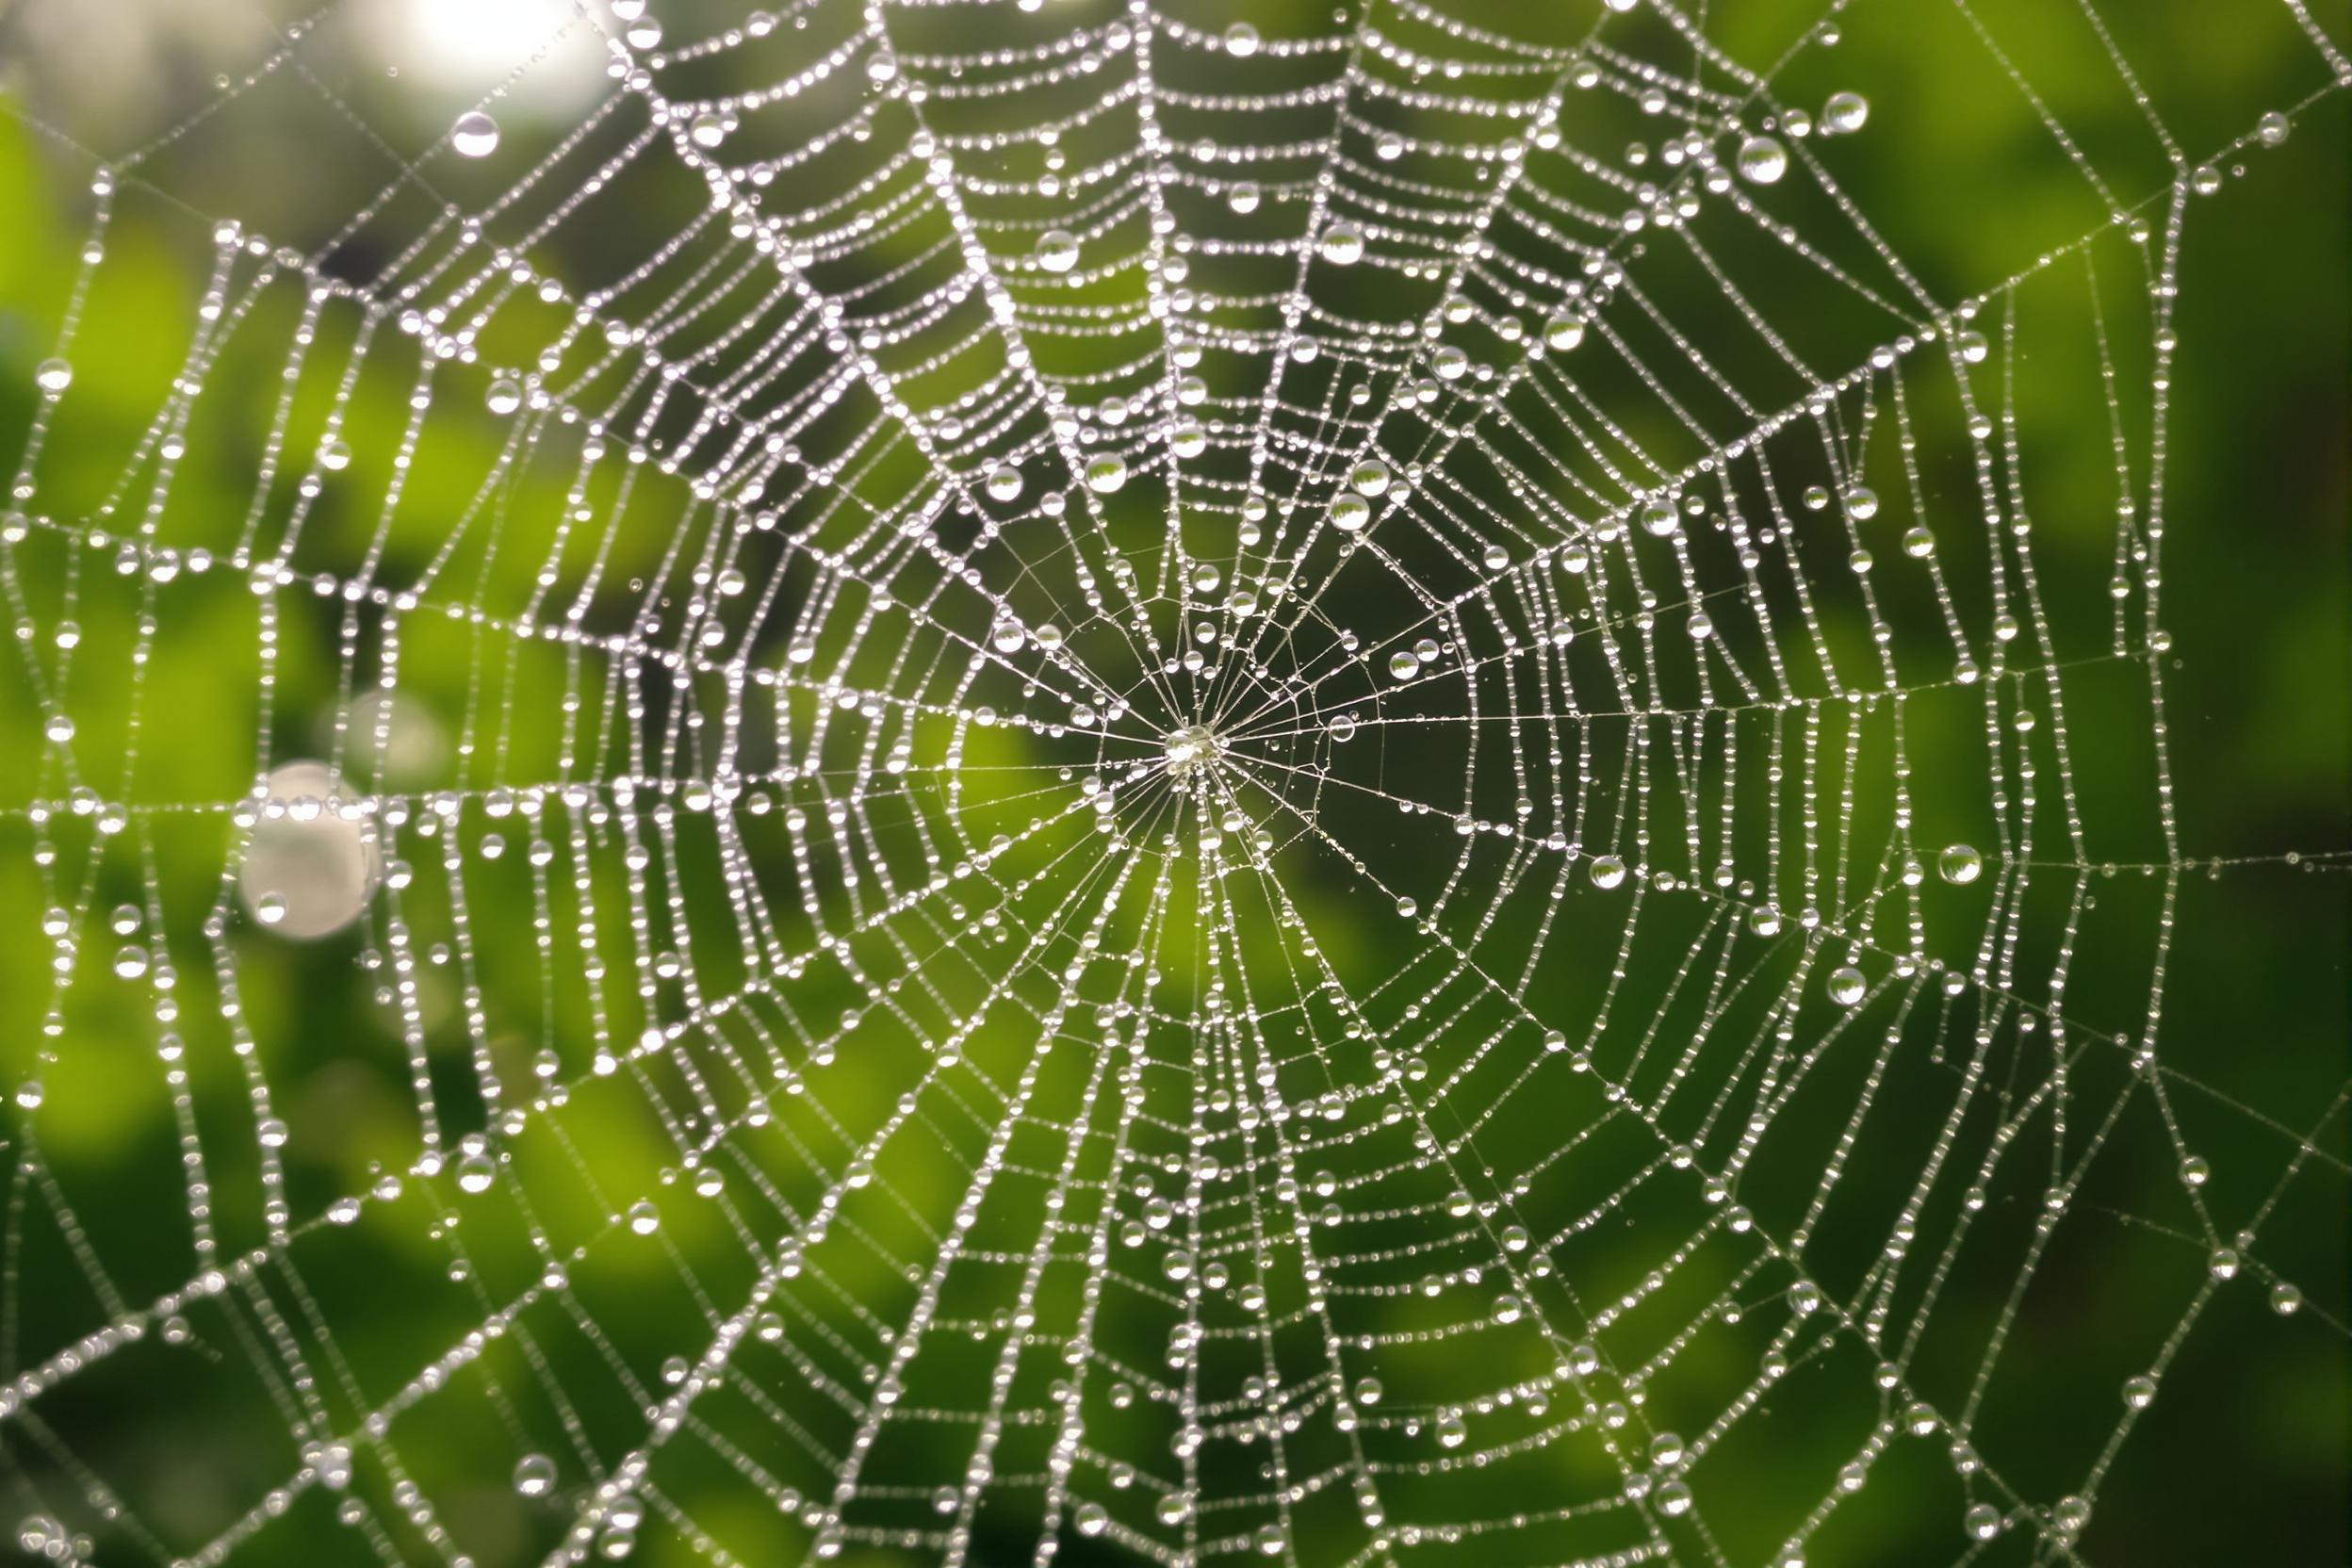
[1317,222,1364,266]
[1737,135,1788,185]
[627,1200,661,1235]
[486,377,523,416]
[1348,458,1390,497]
[1436,1413,1466,1447]
[1827,966,1867,1005]
[1387,650,1419,680]
[1331,493,1371,531]
[1075,1501,1108,1536]
[1821,91,1870,135]
[253,890,288,926]
[34,358,74,394]
[114,945,151,980]
[689,113,727,150]
[451,111,500,158]
[1085,453,1127,493]
[1327,714,1356,743]
[1035,230,1080,274]
[1843,486,1879,520]
[1964,1502,2001,1541]
[1938,843,1983,884]
[457,1152,496,1194]
[1641,496,1679,536]
[514,1453,556,1497]
[1589,855,1626,890]
[1544,312,1585,352]
[986,464,1023,502]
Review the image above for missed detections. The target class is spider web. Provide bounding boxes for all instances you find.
[0,0,2346,1564]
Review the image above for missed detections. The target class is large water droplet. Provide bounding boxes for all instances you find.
[1737,135,1788,185]
[1821,91,1870,135]
[1317,222,1364,265]
[514,1453,556,1497]
[451,111,500,158]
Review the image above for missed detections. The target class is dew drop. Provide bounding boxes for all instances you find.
[457,1152,496,1194]
[1937,843,1983,884]
[1035,230,1080,273]
[1821,91,1870,135]
[1317,222,1365,266]
[1737,136,1788,185]
[514,1453,556,1497]
[451,111,500,158]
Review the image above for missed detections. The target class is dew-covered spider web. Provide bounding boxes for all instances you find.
[1,0,2347,1563]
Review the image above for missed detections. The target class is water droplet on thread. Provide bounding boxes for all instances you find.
[451,111,500,158]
